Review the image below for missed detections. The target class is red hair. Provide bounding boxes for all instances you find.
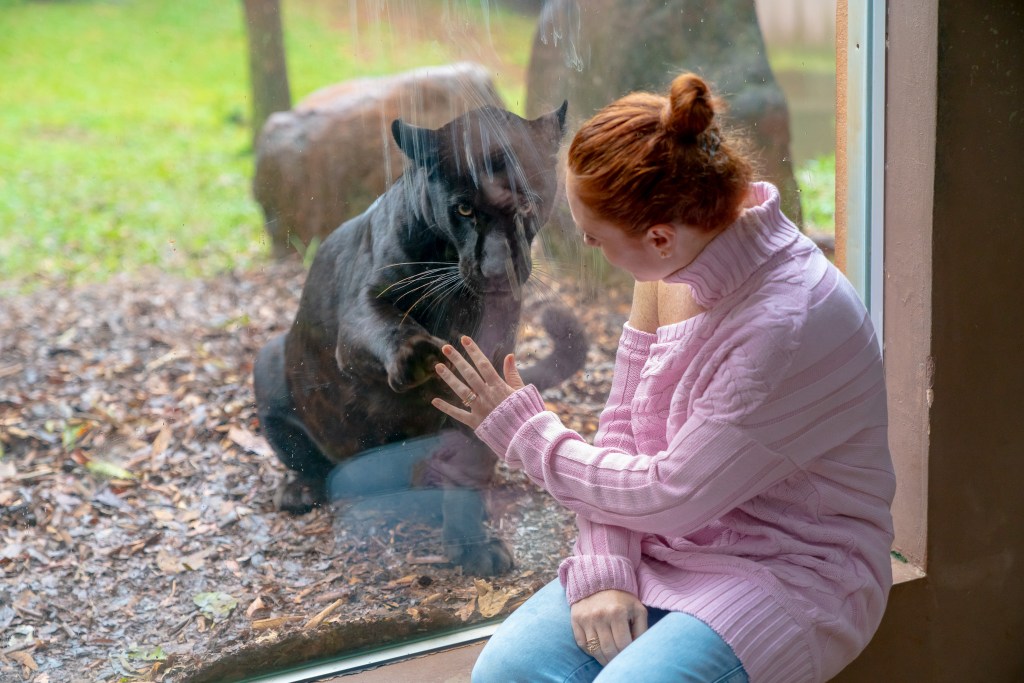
[567,73,753,234]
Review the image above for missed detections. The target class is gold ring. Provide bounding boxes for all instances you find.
[463,392,478,407]
[585,637,600,655]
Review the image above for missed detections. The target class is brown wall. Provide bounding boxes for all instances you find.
[835,1,1024,680]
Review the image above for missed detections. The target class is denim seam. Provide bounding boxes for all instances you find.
[710,663,748,683]
[564,657,601,683]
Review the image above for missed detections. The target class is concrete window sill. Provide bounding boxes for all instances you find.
[891,554,926,585]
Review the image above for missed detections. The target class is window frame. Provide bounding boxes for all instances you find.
[842,0,886,341]
[841,0,930,583]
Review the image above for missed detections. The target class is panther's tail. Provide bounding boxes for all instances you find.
[517,304,588,391]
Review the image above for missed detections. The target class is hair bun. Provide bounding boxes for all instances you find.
[662,72,716,139]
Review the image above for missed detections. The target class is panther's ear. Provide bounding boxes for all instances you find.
[532,100,569,140]
[554,99,568,134]
[392,119,440,168]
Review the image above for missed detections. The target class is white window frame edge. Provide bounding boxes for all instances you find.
[261,5,888,681]
[845,0,886,340]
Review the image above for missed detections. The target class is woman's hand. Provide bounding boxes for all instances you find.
[431,336,525,429]
[570,589,648,666]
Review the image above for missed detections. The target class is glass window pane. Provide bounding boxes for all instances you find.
[757,0,838,257]
[0,1,841,680]
[840,0,886,335]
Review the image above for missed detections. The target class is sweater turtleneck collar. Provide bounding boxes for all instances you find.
[664,182,801,309]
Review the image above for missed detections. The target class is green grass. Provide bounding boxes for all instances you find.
[765,45,837,75]
[0,0,827,285]
[795,153,836,233]
[0,0,257,283]
[0,0,534,286]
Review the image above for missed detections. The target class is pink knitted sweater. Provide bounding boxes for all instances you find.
[476,183,895,683]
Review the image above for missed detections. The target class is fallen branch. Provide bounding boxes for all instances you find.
[302,598,344,631]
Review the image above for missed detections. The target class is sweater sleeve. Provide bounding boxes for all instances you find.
[591,324,656,451]
[558,518,641,604]
[475,313,806,538]
[555,325,649,606]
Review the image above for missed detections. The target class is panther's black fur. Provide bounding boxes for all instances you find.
[253,102,586,575]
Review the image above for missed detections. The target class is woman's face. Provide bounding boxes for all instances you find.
[566,173,714,282]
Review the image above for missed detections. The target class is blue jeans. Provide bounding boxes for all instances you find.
[472,580,748,683]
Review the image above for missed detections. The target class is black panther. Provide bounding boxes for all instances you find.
[253,102,586,575]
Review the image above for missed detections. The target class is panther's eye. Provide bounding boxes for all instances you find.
[456,203,474,218]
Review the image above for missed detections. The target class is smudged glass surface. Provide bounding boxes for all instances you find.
[0,1,835,680]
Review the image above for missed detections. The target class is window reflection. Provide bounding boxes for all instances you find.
[0,1,835,680]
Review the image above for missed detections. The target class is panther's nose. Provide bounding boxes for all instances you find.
[480,258,523,297]
[481,269,512,291]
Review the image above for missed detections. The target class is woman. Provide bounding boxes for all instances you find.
[432,73,895,683]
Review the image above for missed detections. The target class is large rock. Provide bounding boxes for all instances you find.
[254,62,504,257]
[526,0,803,225]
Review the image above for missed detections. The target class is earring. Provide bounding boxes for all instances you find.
[660,250,669,259]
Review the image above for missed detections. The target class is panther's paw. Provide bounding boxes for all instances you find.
[387,333,447,393]
[449,537,514,577]
[274,477,327,514]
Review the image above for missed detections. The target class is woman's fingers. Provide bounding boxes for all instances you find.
[630,606,649,640]
[594,623,618,665]
[430,394,480,429]
[502,353,525,390]
[608,613,635,656]
[430,396,459,419]
[580,629,608,666]
[573,616,625,666]
[430,364,480,428]
[570,620,588,654]
[570,590,648,666]
[441,343,486,393]
[430,336,518,429]
[459,336,504,385]
[433,363,473,401]
[441,338,516,402]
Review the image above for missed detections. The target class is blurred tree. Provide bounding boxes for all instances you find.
[526,0,804,226]
[242,0,291,146]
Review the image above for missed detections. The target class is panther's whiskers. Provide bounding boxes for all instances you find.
[423,275,469,320]
[379,265,459,297]
[399,272,465,325]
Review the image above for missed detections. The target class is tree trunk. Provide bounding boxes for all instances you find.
[525,0,804,226]
[242,0,291,147]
